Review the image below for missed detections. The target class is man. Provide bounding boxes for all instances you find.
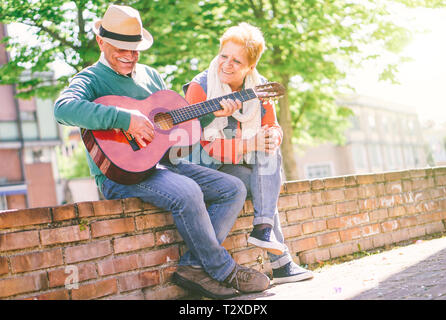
[54,4,269,299]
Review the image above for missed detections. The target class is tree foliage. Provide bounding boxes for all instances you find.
[2,0,446,179]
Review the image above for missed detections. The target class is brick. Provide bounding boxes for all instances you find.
[91,218,135,238]
[222,234,247,251]
[291,237,318,253]
[233,247,264,265]
[161,265,178,283]
[53,204,76,221]
[410,169,427,178]
[108,291,145,300]
[11,249,63,273]
[345,176,357,186]
[399,216,418,228]
[0,207,51,229]
[71,279,118,300]
[26,290,70,300]
[311,192,323,206]
[356,174,375,184]
[286,208,312,223]
[0,273,48,298]
[97,254,140,276]
[48,263,97,288]
[424,221,445,234]
[344,187,359,200]
[322,189,344,203]
[436,175,446,186]
[144,284,187,300]
[135,212,174,230]
[361,223,381,237]
[372,233,393,248]
[230,216,254,232]
[77,201,95,218]
[114,233,155,254]
[0,256,8,275]
[375,183,386,196]
[388,206,406,218]
[302,220,327,234]
[339,227,361,242]
[282,224,302,239]
[379,195,403,208]
[324,177,345,189]
[297,193,313,207]
[330,243,357,258]
[358,198,379,211]
[381,220,399,233]
[336,201,358,215]
[384,171,403,181]
[284,180,310,193]
[317,232,340,246]
[369,209,388,221]
[243,200,254,214]
[402,180,412,192]
[92,199,123,216]
[65,241,112,263]
[312,204,336,218]
[277,194,298,210]
[408,226,426,238]
[122,197,143,213]
[118,270,160,292]
[327,213,369,229]
[391,229,410,243]
[0,230,40,252]
[385,182,403,194]
[156,229,183,246]
[140,246,180,267]
[310,179,324,190]
[40,225,90,246]
[358,185,377,198]
[299,248,330,264]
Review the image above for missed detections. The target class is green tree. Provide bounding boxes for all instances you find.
[2,0,445,179]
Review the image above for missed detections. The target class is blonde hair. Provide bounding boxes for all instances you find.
[219,22,265,67]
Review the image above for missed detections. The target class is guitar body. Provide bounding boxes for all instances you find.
[82,90,201,185]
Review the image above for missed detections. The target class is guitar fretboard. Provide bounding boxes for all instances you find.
[168,88,257,125]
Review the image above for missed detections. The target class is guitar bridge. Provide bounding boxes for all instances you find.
[121,129,141,151]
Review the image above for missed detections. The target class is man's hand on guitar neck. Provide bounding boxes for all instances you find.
[126,109,155,147]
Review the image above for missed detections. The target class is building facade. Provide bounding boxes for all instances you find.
[295,94,429,180]
[0,23,62,209]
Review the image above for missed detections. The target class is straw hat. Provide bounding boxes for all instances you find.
[92,5,153,51]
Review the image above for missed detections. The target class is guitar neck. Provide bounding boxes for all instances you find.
[168,88,257,125]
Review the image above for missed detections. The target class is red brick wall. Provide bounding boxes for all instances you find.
[0,167,445,300]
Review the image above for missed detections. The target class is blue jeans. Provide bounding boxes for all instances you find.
[218,151,293,269]
[101,159,247,281]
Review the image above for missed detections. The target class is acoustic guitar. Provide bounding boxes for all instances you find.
[81,82,285,185]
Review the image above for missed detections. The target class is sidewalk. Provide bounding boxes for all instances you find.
[231,235,446,300]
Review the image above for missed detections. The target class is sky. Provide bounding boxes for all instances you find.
[6,6,446,126]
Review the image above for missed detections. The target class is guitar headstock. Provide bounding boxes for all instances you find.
[254,82,285,102]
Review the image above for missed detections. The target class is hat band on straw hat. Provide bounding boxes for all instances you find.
[99,26,142,42]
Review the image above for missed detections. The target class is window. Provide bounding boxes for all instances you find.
[352,144,367,170]
[0,195,6,210]
[0,121,20,140]
[305,163,333,179]
[369,144,383,168]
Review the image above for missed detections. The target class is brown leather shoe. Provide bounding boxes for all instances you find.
[223,264,270,293]
[173,265,238,299]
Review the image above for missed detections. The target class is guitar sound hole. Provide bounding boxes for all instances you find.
[154,113,174,130]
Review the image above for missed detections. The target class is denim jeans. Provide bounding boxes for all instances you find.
[101,158,247,281]
[218,151,293,269]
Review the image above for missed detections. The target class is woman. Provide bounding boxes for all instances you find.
[183,22,313,283]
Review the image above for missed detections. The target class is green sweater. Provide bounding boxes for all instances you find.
[54,61,167,191]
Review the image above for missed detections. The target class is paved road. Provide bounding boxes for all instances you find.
[231,236,446,300]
